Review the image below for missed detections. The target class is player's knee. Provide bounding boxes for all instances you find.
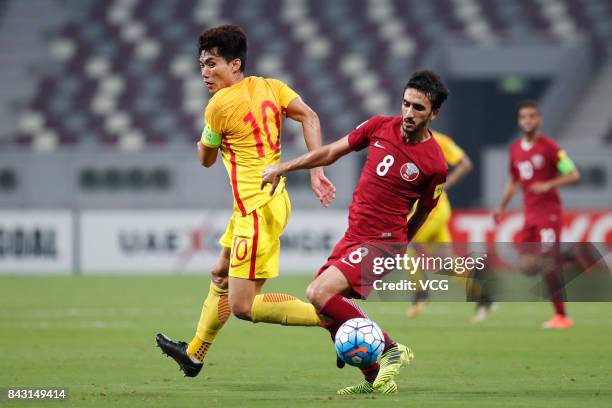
[211,274,228,289]
[306,281,328,310]
[230,300,252,321]
[210,264,229,289]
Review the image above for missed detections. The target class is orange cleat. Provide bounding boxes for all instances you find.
[542,314,574,329]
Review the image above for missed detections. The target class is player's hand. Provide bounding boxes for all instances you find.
[529,181,551,193]
[310,168,336,208]
[261,165,282,196]
[492,206,504,224]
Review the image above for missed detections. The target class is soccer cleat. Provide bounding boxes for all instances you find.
[472,302,496,324]
[372,343,414,390]
[542,314,574,329]
[336,380,397,395]
[336,355,346,369]
[406,301,428,319]
[155,333,203,377]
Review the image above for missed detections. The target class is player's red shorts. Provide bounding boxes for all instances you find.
[316,236,407,299]
[517,218,562,255]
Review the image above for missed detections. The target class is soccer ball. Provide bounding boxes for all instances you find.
[334,318,384,368]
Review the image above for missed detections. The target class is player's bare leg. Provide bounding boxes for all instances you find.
[228,276,320,326]
[227,276,266,321]
[156,247,231,377]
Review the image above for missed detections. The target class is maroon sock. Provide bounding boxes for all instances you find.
[319,295,364,342]
[321,294,397,349]
[319,294,368,323]
[320,319,342,340]
[320,294,391,381]
[544,267,566,317]
[360,363,380,383]
[383,331,397,353]
[553,301,565,316]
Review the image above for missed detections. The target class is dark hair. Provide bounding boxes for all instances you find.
[404,70,449,110]
[198,25,247,72]
[518,100,539,112]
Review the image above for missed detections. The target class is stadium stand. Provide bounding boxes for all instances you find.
[6,0,612,151]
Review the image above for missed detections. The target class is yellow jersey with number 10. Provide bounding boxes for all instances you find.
[200,76,299,216]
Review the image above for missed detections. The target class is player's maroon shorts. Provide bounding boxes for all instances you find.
[517,219,562,255]
[316,236,407,299]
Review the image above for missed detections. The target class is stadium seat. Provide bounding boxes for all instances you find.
[12,0,612,150]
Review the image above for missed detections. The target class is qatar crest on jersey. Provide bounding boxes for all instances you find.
[400,162,420,182]
[531,154,545,169]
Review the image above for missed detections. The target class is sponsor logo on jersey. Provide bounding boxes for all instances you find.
[531,154,544,169]
[373,141,385,149]
[400,162,419,182]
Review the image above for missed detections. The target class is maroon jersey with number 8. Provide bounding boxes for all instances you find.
[315,115,448,298]
[343,115,447,242]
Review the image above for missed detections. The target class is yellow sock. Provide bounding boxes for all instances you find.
[251,293,320,326]
[186,282,230,362]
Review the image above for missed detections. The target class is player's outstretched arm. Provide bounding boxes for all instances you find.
[529,169,580,193]
[261,136,352,196]
[197,141,219,168]
[285,97,336,206]
[446,155,473,190]
[406,201,433,242]
[493,179,520,224]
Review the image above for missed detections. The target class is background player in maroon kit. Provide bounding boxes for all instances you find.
[493,100,580,329]
[262,71,448,394]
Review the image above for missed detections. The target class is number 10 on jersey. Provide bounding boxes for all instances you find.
[243,100,282,157]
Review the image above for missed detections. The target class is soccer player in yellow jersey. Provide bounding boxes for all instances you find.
[405,131,473,318]
[156,25,336,377]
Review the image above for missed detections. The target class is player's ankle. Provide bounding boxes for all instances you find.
[187,353,202,364]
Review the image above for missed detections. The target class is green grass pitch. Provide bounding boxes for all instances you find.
[1,275,611,407]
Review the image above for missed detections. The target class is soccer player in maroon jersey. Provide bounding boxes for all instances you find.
[493,100,580,329]
[262,71,449,394]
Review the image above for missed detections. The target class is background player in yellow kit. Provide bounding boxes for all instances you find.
[156,25,336,377]
[405,130,473,318]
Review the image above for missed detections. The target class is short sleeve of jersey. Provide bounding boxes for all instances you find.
[347,116,382,151]
[420,172,447,210]
[545,138,562,163]
[436,133,465,166]
[201,97,225,148]
[545,138,565,171]
[545,138,576,175]
[266,78,300,110]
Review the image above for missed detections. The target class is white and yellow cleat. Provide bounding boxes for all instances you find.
[337,379,397,395]
[372,343,414,390]
[405,301,428,319]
